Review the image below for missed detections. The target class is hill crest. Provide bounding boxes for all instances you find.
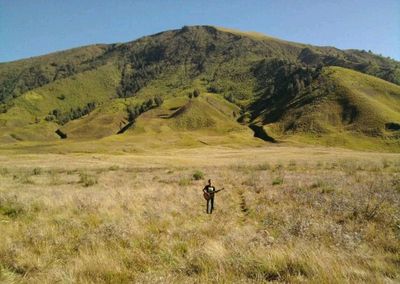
[0,25,399,152]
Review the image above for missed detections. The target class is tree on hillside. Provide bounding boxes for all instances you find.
[126,96,163,122]
[146,98,154,108]
[193,89,200,97]
[155,96,163,106]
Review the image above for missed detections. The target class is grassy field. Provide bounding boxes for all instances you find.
[0,145,399,283]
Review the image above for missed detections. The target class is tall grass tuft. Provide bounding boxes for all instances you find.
[79,172,98,187]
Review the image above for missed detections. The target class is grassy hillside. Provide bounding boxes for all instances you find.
[0,25,399,151]
[247,64,400,151]
[0,63,120,142]
[121,93,255,148]
[0,45,111,106]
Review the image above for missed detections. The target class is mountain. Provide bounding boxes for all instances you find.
[0,25,399,151]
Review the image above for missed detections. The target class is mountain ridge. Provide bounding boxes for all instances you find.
[0,25,399,152]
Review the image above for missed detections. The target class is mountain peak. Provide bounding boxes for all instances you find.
[0,26,399,151]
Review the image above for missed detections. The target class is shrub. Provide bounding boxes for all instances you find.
[45,115,55,121]
[79,172,98,187]
[207,85,219,93]
[33,167,42,175]
[126,96,163,122]
[49,102,96,125]
[273,163,284,172]
[0,200,25,218]
[224,94,235,103]
[193,89,200,97]
[256,162,270,171]
[109,165,119,171]
[19,174,34,184]
[192,170,204,180]
[272,177,284,185]
[154,96,163,106]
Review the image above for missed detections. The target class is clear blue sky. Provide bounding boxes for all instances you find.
[1,0,399,62]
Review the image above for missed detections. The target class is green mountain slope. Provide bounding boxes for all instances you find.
[249,66,400,150]
[0,63,120,142]
[0,25,399,151]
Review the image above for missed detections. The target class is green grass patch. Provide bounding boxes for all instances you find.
[192,170,204,180]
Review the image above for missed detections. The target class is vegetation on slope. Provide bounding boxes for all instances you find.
[0,45,112,108]
[0,25,399,150]
[0,63,120,142]
[246,65,400,150]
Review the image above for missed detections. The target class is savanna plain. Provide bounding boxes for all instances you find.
[0,145,399,283]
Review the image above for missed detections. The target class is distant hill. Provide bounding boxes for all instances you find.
[0,25,399,151]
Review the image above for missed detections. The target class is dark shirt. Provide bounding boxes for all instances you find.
[203,185,216,194]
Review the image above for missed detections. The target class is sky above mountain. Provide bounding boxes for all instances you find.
[1,0,399,62]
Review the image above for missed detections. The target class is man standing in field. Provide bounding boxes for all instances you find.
[203,179,216,214]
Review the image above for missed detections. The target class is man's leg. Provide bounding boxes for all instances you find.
[206,199,211,214]
[210,197,214,213]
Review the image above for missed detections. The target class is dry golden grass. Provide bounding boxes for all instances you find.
[0,145,399,283]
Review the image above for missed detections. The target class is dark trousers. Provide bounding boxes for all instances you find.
[206,197,214,214]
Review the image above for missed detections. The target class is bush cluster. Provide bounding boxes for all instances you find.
[126,96,163,122]
[192,170,204,180]
[45,102,96,125]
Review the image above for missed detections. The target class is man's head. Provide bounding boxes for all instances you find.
[208,179,212,186]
